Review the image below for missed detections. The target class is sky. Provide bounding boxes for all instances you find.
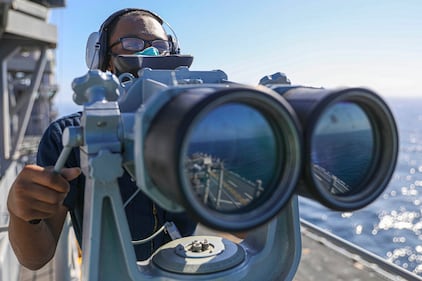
[49,0,422,117]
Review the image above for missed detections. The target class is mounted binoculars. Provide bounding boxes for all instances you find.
[59,56,398,280]
[68,61,397,231]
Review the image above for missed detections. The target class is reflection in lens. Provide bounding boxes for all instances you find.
[311,102,374,196]
[184,103,278,212]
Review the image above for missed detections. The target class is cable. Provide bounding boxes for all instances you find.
[123,187,141,208]
[132,224,167,245]
[132,221,182,245]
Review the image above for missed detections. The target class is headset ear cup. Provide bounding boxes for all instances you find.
[168,34,179,54]
[86,32,101,69]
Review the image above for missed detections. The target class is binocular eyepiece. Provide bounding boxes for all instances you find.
[71,69,398,232]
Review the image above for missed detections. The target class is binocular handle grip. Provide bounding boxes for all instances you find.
[53,146,73,173]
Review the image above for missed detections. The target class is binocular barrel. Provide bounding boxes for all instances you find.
[142,85,303,231]
[271,85,399,211]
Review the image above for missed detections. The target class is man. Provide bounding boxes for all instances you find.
[7,8,197,270]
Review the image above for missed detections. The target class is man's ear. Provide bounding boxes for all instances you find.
[107,59,114,72]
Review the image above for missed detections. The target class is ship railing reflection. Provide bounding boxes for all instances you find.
[312,163,351,195]
[186,153,264,211]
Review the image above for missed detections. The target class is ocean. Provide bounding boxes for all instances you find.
[299,97,422,276]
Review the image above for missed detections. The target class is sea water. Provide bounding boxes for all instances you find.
[299,97,422,276]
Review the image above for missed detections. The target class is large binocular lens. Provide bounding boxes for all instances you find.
[271,86,398,211]
[141,85,302,231]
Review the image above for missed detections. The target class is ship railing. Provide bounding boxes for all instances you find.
[300,219,421,280]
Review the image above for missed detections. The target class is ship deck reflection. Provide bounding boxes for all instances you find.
[186,153,264,211]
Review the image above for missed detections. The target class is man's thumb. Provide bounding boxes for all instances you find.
[60,167,81,181]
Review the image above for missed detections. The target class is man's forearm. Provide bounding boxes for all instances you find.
[8,213,60,270]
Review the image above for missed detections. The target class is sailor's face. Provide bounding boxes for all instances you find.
[107,15,167,72]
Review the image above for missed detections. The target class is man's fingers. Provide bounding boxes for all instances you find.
[8,165,77,222]
[23,165,72,193]
[21,182,68,205]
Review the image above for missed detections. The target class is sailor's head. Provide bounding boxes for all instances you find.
[86,8,176,73]
[105,9,171,72]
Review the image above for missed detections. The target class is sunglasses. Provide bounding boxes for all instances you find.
[109,37,171,54]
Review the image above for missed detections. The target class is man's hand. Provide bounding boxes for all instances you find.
[7,164,80,222]
[7,164,81,270]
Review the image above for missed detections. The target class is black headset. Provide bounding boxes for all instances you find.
[85,8,179,71]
